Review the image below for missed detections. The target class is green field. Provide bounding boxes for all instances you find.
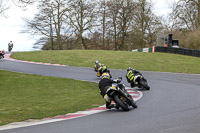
[11,50,200,74]
[0,70,104,125]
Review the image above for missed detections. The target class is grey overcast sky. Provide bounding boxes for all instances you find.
[0,0,172,52]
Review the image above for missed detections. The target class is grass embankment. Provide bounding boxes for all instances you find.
[11,50,200,74]
[0,70,104,126]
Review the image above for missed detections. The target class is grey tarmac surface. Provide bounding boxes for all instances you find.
[0,58,200,133]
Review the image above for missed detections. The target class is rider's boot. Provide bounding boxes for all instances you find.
[106,101,114,109]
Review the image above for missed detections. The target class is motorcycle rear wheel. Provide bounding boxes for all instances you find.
[139,79,150,90]
[113,95,129,111]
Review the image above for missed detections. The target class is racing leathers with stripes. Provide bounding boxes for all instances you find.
[126,69,141,88]
[99,78,118,97]
[98,77,121,108]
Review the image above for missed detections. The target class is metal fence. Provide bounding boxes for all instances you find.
[155,46,200,57]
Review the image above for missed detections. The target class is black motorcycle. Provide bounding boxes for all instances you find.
[132,73,150,90]
[106,78,137,111]
[0,51,5,59]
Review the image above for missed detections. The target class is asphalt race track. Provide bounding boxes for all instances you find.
[0,57,200,133]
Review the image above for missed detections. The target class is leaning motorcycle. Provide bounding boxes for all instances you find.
[95,66,112,78]
[133,73,150,90]
[0,50,5,59]
[106,78,137,111]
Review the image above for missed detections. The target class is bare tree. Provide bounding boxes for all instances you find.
[67,0,97,49]
[11,0,34,6]
[95,0,160,50]
[106,0,137,50]
[171,0,200,30]
[107,0,121,50]
[0,1,9,15]
[130,0,162,49]
[117,0,136,50]
[98,0,108,49]
[50,0,69,50]
[167,0,200,49]
[21,0,164,50]
[133,0,150,48]
[23,0,54,49]
[23,0,68,50]
[0,0,35,15]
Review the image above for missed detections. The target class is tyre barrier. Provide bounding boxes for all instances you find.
[155,46,200,57]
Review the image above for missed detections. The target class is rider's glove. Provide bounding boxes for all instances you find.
[113,79,119,83]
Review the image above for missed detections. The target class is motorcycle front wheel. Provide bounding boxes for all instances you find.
[113,95,129,111]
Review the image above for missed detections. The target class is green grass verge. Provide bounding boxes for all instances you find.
[11,50,200,74]
[0,70,104,126]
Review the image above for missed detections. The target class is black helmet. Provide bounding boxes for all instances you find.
[127,67,132,71]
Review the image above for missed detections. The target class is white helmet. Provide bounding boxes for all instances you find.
[95,60,99,64]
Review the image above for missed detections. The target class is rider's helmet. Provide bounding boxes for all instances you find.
[101,65,107,73]
[95,60,99,64]
[101,72,110,79]
[127,67,132,72]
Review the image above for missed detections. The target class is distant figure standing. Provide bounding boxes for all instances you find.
[8,41,13,52]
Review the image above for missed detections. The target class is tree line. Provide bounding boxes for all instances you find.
[22,0,163,50]
[1,0,200,50]
[168,0,200,50]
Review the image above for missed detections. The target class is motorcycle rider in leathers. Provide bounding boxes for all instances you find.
[94,60,112,78]
[98,72,121,109]
[94,60,102,72]
[0,50,5,59]
[98,72,134,109]
[126,67,142,88]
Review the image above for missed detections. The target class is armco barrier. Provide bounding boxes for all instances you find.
[155,46,200,57]
[132,47,152,52]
